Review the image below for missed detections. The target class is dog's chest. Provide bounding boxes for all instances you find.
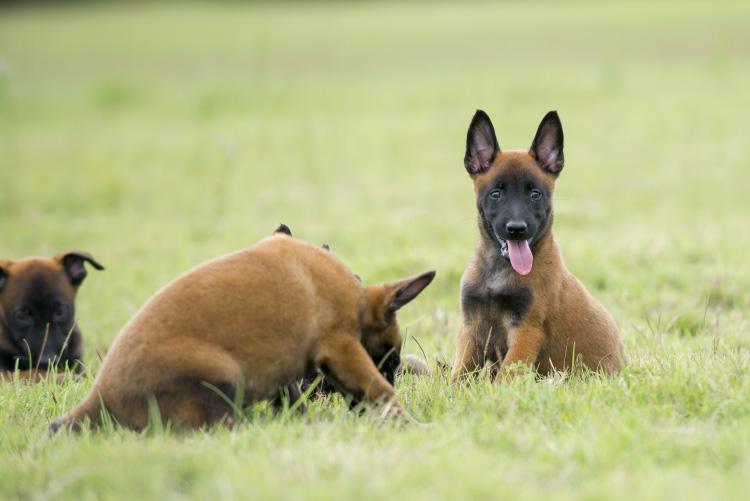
[460,274,531,363]
[462,269,533,325]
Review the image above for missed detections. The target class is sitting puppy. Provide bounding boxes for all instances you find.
[52,229,434,431]
[451,110,625,381]
[0,251,104,380]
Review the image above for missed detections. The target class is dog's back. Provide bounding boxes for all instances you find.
[110,234,362,371]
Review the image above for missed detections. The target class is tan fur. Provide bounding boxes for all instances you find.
[451,151,625,382]
[53,235,433,431]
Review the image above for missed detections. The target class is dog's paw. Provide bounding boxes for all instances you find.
[397,354,431,377]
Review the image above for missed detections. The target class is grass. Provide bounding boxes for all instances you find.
[1,1,749,499]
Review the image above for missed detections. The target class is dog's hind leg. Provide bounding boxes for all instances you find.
[155,381,236,430]
[50,339,243,433]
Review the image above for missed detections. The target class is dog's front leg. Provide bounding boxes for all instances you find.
[315,332,401,415]
[499,323,543,378]
[450,323,484,384]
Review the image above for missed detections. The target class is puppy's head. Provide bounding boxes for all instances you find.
[360,271,435,384]
[464,110,564,276]
[0,251,103,371]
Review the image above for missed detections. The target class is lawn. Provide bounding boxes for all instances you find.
[1,1,749,499]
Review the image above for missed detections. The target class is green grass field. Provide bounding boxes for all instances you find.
[1,1,749,499]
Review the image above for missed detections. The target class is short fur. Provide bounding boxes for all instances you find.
[451,110,624,381]
[52,233,434,431]
[0,251,103,381]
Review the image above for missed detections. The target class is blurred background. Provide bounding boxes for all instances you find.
[1,1,748,357]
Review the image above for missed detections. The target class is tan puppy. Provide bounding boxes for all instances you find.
[0,251,103,381]
[52,229,434,431]
[451,110,624,382]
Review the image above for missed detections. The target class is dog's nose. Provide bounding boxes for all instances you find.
[505,221,528,237]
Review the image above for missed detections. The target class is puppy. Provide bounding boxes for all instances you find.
[451,110,625,382]
[52,230,434,431]
[0,251,104,380]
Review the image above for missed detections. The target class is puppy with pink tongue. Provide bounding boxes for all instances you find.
[452,110,625,381]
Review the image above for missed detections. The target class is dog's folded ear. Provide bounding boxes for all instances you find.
[55,251,105,286]
[530,110,564,175]
[465,110,500,176]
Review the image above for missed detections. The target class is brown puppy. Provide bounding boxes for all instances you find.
[451,110,624,382]
[0,251,104,381]
[52,230,434,431]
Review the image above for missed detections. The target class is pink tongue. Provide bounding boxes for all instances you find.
[507,240,533,275]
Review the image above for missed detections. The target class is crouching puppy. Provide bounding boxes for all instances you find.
[51,230,434,432]
[451,110,625,382]
[0,251,103,381]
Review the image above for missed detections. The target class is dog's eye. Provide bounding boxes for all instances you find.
[489,189,502,200]
[52,301,70,322]
[52,302,69,320]
[14,306,33,324]
[529,189,543,201]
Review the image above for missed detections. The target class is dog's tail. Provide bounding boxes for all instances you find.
[48,390,104,434]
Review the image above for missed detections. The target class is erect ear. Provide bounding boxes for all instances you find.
[385,270,436,317]
[464,110,500,176]
[55,251,105,286]
[0,260,10,291]
[530,110,564,175]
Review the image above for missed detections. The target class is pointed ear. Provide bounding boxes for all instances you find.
[530,110,564,175]
[54,250,105,286]
[464,110,500,175]
[386,270,436,317]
